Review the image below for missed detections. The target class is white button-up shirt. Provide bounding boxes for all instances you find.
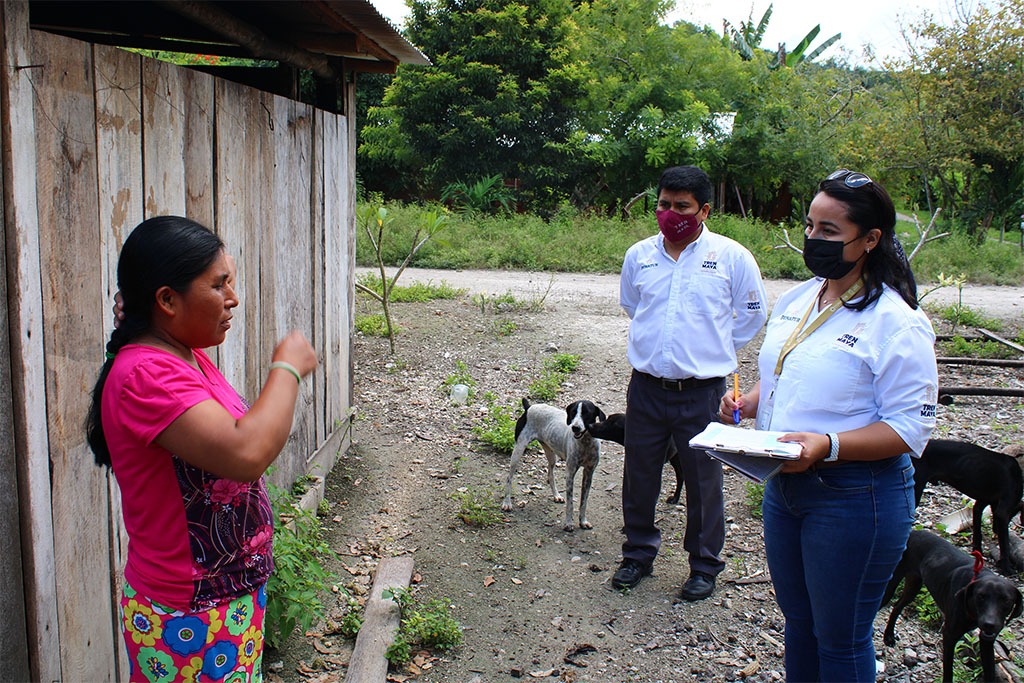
[620,227,768,380]
[756,278,938,456]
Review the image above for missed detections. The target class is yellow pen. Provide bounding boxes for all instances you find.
[732,372,741,425]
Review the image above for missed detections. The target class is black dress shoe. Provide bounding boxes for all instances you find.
[678,572,715,601]
[611,559,651,590]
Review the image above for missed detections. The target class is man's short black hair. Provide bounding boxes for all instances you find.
[657,166,713,207]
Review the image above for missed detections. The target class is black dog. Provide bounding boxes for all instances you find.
[587,412,684,505]
[914,439,1024,572]
[881,529,1023,682]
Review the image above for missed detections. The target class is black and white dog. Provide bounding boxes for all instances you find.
[502,399,606,531]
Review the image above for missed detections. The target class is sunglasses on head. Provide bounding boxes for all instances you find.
[825,169,873,188]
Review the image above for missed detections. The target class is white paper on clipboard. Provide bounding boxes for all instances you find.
[689,423,803,459]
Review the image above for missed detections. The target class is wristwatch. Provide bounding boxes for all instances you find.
[824,433,840,462]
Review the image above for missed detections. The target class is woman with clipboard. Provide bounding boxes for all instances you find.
[720,171,938,682]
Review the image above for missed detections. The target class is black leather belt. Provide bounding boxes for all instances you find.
[635,370,724,392]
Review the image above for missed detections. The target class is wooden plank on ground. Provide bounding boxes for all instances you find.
[32,29,117,681]
[346,556,415,683]
[978,328,1024,355]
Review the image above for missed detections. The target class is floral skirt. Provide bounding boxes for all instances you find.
[119,581,266,683]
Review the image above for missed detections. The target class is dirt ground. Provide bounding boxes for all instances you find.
[269,268,1024,683]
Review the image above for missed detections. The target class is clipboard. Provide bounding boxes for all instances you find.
[700,449,786,484]
[689,423,803,484]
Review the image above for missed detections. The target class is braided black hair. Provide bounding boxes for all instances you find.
[86,216,223,466]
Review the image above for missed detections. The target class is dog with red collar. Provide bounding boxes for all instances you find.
[881,529,1023,682]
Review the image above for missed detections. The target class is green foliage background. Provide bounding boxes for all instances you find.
[355,199,1023,285]
[357,0,1024,236]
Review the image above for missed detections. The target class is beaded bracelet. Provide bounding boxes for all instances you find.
[269,361,301,384]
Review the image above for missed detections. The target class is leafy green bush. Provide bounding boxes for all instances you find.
[354,200,1022,286]
[545,353,581,374]
[441,360,475,391]
[383,587,462,666]
[473,400,518,453]
[451,487,504,527]
[941,335,1016,359]
[527,353,582,401]
[932,305,1003,332]
[356,273,465,302]
[744,482,764,519]
[264,482,336,649]
[355,314,391,336]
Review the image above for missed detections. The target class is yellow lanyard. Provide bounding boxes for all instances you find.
[773,280,863,376]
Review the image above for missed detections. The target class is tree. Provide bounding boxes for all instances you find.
[567,2,748,211]
[859,0,1024,237]
[724,4,841,69]
[359,0,586,210]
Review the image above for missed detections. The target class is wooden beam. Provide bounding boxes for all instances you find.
[978,328,1024,355]
[346,557,415,683]
[936,357,1024,368]
[157,0,340,80]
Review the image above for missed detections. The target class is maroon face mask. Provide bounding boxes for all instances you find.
[656,210,702,243]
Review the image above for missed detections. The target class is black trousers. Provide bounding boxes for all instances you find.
[621,371,726,577]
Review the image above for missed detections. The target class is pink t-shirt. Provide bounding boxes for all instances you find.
[102,345,273,611]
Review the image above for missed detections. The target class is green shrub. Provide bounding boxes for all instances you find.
[545,353,581,374]
[473,400,517,453]
[356,273,465,302]
[744,482,764,519]
[264,482,336,649]
[354,200,1023,287]
[451,487,504,527]
[383,587,462,666]
[355,314,391,336]
[941,335,1017,359]
[933,305,1003,332]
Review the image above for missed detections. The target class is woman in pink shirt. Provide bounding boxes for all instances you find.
[86,216,316,683]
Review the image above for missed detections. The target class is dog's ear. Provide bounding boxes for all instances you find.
[597,407,607,422]
[1012,590,1023,621]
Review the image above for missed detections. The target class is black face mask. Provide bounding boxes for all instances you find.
[802,236,864,279]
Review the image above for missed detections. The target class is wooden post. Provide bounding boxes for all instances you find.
[345,556,415,683]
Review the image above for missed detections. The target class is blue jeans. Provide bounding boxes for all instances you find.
[763,454,915,682]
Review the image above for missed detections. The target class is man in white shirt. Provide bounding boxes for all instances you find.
[614,165,767,600]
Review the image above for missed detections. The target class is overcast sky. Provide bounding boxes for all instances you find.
[369,0,974,66]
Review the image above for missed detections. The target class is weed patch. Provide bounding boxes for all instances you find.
[265,482,337,649]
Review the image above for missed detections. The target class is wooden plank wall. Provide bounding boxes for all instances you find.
[32,30,119,683]
[0,3,31,677]
[4,23,355,678]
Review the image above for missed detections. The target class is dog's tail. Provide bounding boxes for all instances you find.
[514,398,531,442]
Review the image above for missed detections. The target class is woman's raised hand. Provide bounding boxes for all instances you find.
[272,330,317,378]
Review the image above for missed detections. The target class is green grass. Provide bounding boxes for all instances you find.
[383,587,462,666]
[473,399,518,453]
[451,487,504,527]
[354,313,391,336]
[355,199,1023,286]
[356,273,466,302]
